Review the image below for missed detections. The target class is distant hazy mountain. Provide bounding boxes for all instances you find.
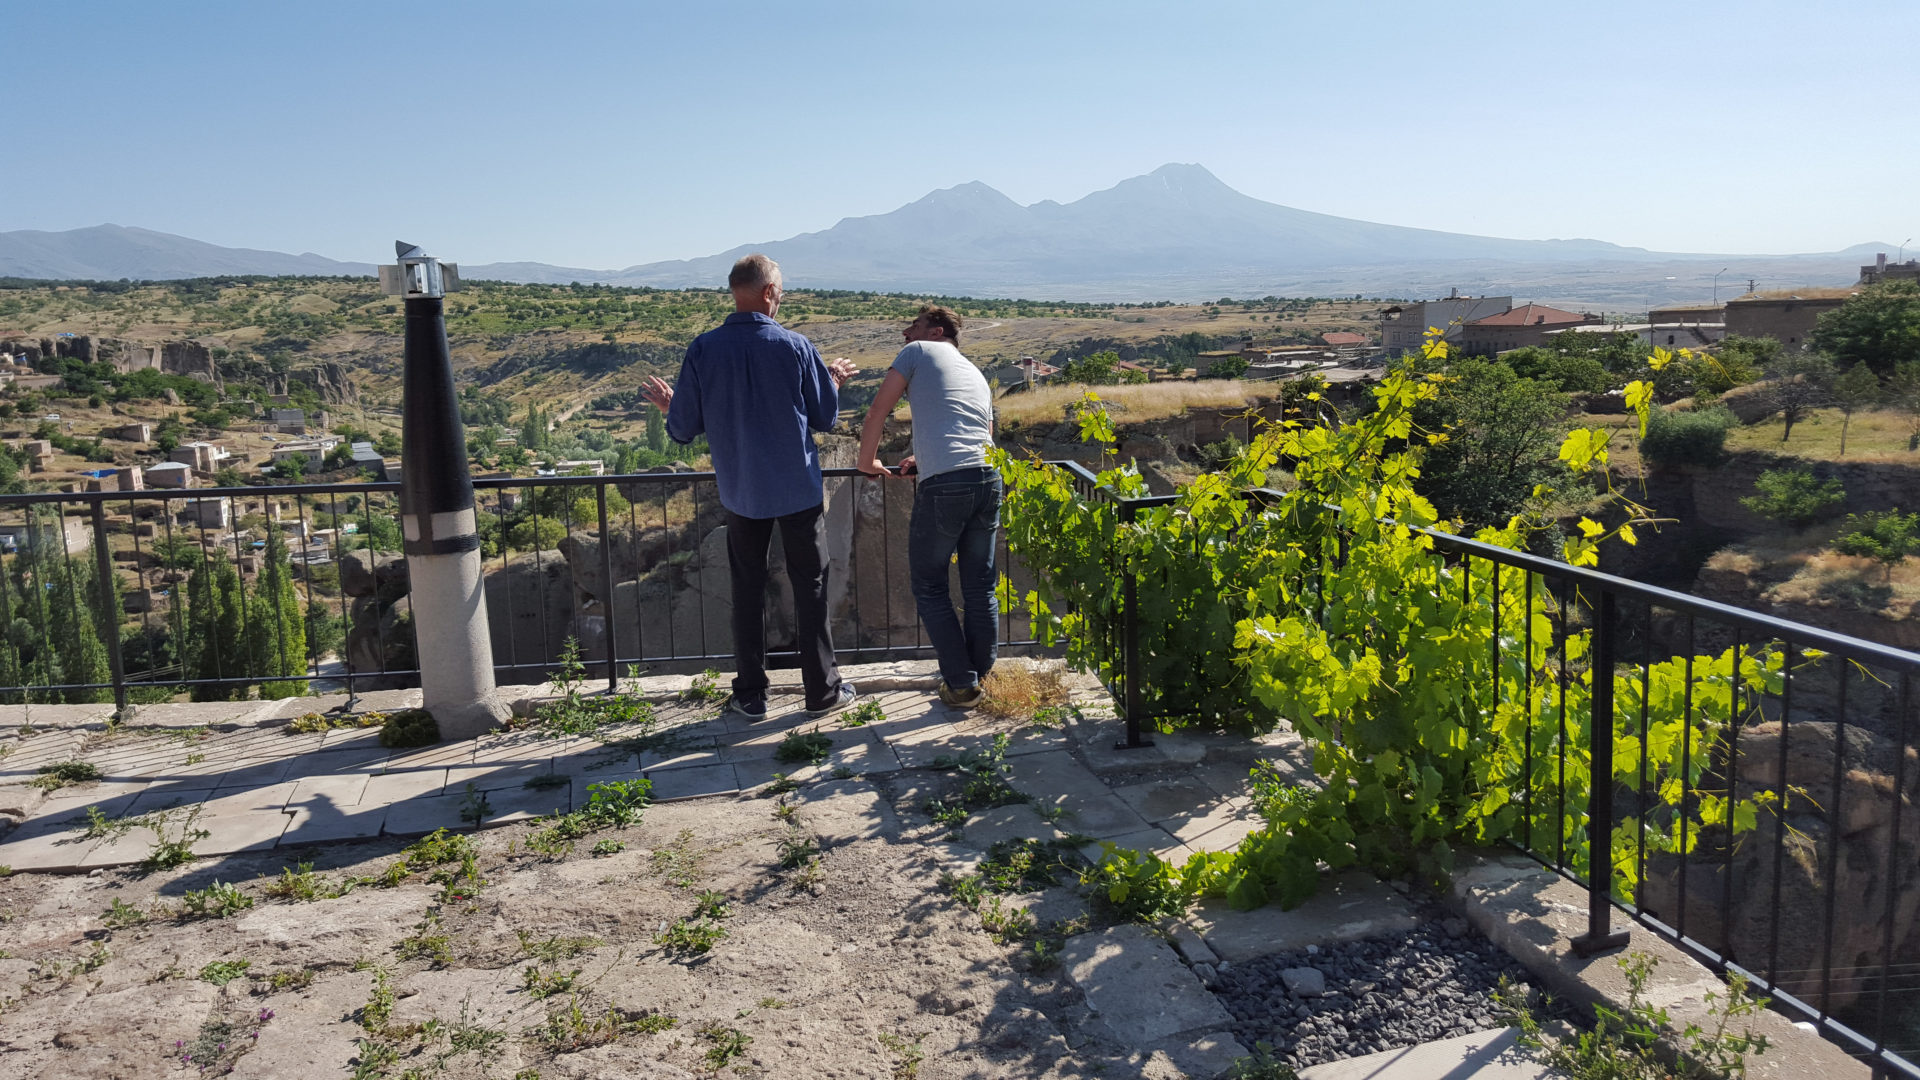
[2,167,1886,306]
[0,224,377,280]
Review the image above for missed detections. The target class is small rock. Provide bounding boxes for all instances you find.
[1441,917,1469,938]
[1280,967,1326,997]
[1192,963,1217,984]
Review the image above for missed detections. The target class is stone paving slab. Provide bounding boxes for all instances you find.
[1160,802,1261,852]
[361,767,449,804]
[644,763,739,801]
[1297,1026,1549,1080]
[961,804,1065,848]
[1189,870,1421,963]
[1079,827,1196,866]
[282,802,387,846]
[1052,793,1153,839]
[1061,923,1234,1043]
[382,791,473,836]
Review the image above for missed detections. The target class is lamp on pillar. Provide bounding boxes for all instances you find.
[380,242,508,738]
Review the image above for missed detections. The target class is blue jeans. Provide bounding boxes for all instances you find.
[909,467,1002,691]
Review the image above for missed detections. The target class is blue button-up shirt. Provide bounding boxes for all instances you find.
[666,311,840,520]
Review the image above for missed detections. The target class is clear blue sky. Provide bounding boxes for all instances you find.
[5,1,1915,269]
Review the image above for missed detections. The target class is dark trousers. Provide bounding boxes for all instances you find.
[725,503,841,707]
[908,467,1001,690]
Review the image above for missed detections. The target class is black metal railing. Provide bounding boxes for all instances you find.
[0,466,1037,709]
[1071,470,1920,1077]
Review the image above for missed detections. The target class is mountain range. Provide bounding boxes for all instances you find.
[0,165,1884,307]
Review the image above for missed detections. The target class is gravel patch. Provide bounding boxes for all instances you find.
[1210,917,1569,1069]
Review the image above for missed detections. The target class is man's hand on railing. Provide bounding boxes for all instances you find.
[641,375,673,412]
[855,456,913,477]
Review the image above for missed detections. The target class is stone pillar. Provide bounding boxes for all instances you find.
[387,243,507,738]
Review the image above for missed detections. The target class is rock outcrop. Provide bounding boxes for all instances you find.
[340,548,414,688]
[1640,718,1920,1013]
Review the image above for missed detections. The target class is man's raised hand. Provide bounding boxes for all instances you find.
[641,375,673,412]
[827,358,856,387]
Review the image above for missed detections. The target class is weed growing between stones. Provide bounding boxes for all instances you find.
[653,917,728,956]
[774,728,833,765]
[527,777,653,857]
[976,897,1037,944]
[174,1008,274,1075]
[179,880,253,920]
[457,782,492,825]
[521,637,660,739]
[516,931,604,962]
[77,804,136,841]
[775,831,819,870]
[101,896,147,929]
[522,965,581,999]
[138,805,210,872]
[762,772,799,797]
[693,889,732,919]
[698,1023,752,1070]
[650,829,702,888]
[260,860,357,902]
[199,959,252,986]
[373,709,438,748]
[532,995,672,1053]
[878,1032,925,1079]
[395,913,454,965]
[922,733,1028,830]
[523,773,569,791]
[265,968,315,992]
[975,838,1076,892]
[590,838,624,856]
[1496,951,1772,1080]
[840,700,885,728]
[35,940,111,983]
[29,760,100,791]
[683,668,728,705]
[288,710,383,735]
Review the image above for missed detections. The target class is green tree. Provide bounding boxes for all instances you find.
[1740,467,1846,527]
[1060,350,1124,385]
[1888,361,1920,451]
[645,403,666,454]
[507,515,567,552]
[249,530,308,697]
[1814,280,1920,377]
[42,550,110,704]
[1830,362,1881,456]
[1202,355,1250,380]
[279,452,309,482]
[1413,360,1568,527]
[1759,352,1835,442]
[374,430,402,457]
[186,554,248,701]
[1837,509,1920,580]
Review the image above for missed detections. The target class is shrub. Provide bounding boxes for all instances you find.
[1837,509,1920,580]
[378,709,439,748]
[1741,468,1845,527]
[1640,406,1733,468]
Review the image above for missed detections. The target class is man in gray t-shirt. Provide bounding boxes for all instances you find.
[856,306,1001,707]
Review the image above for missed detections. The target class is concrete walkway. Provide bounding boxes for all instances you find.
[0,661,1293,877]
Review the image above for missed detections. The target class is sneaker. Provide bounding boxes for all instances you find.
[804,682,857,719]
[938,682,985,709]
[725,693,767,720]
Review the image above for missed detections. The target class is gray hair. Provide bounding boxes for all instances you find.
[728,253,782,292]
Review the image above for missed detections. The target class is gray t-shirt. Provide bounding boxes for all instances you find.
[891,340,994,478]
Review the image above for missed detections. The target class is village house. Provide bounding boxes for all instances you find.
[1460,304,1603,356]
[1723,288,1853,349]
[1379,291,1514,356]
[144,461,193,489]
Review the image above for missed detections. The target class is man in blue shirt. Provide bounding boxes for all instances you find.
[642,254,857,719]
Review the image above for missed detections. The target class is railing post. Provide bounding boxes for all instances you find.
[598,483,617,694]
[1116,499,1152,750]
[89,499,129,718]
[1572,587,1630,957]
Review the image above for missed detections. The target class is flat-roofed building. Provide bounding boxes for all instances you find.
[145,461,194,488]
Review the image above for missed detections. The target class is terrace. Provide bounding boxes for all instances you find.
[0,436,1908,1078]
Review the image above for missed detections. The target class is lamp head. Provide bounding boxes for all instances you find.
[379,241,461,299]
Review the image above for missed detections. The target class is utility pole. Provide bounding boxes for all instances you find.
[380,242,509,738]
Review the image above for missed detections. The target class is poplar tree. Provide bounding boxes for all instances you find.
[250,529,309,698]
